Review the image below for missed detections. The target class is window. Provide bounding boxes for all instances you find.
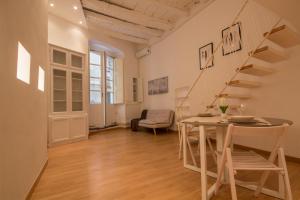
[106,56,114,104]
[89,51,102,104]
[17,42,31,84]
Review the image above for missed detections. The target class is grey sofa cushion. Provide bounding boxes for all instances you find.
[139,109,174,129]
[145,110,172,124]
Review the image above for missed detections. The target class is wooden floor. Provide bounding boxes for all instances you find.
[31,129,300,200]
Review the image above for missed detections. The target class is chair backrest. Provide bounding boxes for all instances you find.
[175,86,191,124]
[175,107,190,121]
[223,124,289,153]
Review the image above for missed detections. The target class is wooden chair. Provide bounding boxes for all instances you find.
[215,124,292,200]
[174,91,216,166]
[178,121,217,166]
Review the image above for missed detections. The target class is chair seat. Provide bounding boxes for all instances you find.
[232,151,282,171]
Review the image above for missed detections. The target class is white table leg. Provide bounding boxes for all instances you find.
[205,126,228,200]
[183,123,187,167]
[199,125,208,200]
[278,155,285,199]
[216,126,228,183]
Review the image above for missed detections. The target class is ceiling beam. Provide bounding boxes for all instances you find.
[82,0,173,31]
[149,0,216,45]
[85,10,163,39]
[135,0,189,17]
[88,22,149,44]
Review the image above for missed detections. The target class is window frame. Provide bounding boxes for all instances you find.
[106,55,115,104]
[89,51,103,105]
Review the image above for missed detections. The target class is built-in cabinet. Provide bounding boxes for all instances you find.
[130,77,143,103]
[48,45,88,147]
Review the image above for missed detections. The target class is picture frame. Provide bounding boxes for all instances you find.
[222,22,242,56]
[148,80,154,95]
[199,43,214,70]
[148,77,168,95]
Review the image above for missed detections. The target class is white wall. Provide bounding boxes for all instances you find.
[139,0,300,158]
[48,14,89,54]
[254,0,300,31]
[48,15,141,127]
[0,0,48,199]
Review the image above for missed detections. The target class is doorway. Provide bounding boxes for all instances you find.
[88,50,116,129]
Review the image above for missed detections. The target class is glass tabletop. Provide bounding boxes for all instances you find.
[181,116,293,127]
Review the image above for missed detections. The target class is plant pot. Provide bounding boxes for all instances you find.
[221,113,227,119]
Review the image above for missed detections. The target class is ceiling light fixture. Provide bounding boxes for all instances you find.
[79,21,83,25]
[50,3,54,7]
[73,6,78,10]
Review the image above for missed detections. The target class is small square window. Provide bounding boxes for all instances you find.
[17,42,31,84]
[38,66,45,92]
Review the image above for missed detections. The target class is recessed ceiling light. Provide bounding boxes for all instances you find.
[73,6,78,10]
[50,3,54,7]
[79,21,83,25]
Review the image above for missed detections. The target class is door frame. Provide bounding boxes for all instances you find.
[88,50,117,128]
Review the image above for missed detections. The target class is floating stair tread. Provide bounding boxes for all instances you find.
[227,80,262,88]
[217,93,251,99]
[239,64,275,76]
[264,25,300,48]
[250,46,287,63]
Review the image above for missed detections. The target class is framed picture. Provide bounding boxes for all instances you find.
[222,22,242,56]
[148,77,168,95]
[158,77,168,94]
[148,80,154,95]
[199,43,214,70]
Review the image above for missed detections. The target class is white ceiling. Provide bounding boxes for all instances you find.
[48,0,215,45]
[48,0,87,27]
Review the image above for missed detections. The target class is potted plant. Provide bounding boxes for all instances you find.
[219,97,229,119]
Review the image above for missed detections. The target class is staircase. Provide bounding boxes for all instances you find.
[207,24,300,111]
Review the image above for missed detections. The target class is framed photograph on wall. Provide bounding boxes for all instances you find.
[199,43,214,70]
[222,22,242,56]
[148,80,154,95]
[158,77,168,94]
[148,77,168,95]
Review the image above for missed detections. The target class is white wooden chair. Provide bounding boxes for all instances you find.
[174,92,217,166]
[178,120,217,166]
[215,124,292,200]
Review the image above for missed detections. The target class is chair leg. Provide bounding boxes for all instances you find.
[230,139,234,152]
[153,128,157,135]
[177,124,182,159]
[187,137,197,166]
[207,137,217,164]
[179,132,183,159]
[215,147,228,195]
[226,148,238,200]
[255,147,279,197]
[278,148,293,200]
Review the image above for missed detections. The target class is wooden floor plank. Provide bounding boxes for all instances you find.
[30,129,300,200]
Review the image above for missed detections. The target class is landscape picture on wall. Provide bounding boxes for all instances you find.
[148,77,168,95]
[199,42,214,70]
[222,22,242,56]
